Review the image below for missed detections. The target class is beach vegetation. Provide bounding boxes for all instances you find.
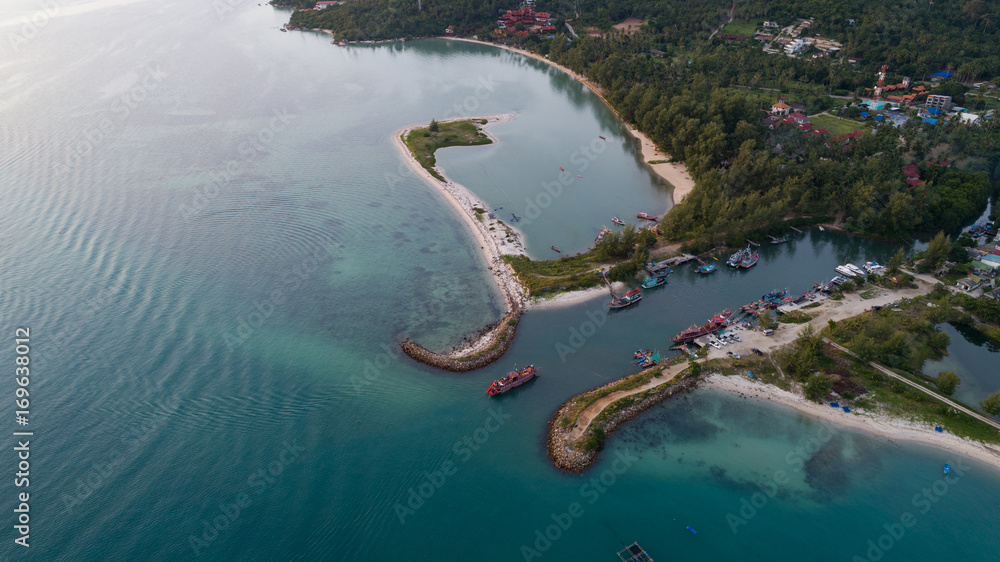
[777,310,813,324]
[935,371,961,396]
[403,119,492,181]
[982,391,1000,416]
[805,373,833,402]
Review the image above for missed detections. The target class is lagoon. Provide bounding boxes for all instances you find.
[0,1,999,560]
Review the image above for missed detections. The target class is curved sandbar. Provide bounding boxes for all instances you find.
[445,37,696,206]
[394,114,529,371]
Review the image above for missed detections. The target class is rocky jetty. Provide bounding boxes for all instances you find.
[547,377,697,472]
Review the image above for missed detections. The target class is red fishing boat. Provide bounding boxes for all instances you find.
[636,212,659,220]
[487,365,537,396]
[671,322,722,344]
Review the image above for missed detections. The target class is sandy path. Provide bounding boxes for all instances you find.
[445,37,696,207]
[826,338,1000,431]
[567,361,690,441]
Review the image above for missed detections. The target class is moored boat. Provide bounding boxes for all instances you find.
[846,263,865,277]
[710,308,732,324]
[636,212,658,220]
[641,273,669,289]
[739,250,759,268]
[695,262,717,274]
[609,287,643,309]
[671,322,722,344]
[612,216,625,226]
[487,365,537,396]
[594,225,611,247]
[727,247,746,267]
[834,265,857,277]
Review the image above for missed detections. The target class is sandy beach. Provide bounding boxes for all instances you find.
[703,373,1000,471]
[393,113,527,320]
[445,37,696,207]
[528,281,628,310]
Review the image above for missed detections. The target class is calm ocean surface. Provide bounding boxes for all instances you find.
[1,1,998,560]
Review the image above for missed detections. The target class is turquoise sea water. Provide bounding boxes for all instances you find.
[1,1,999,560]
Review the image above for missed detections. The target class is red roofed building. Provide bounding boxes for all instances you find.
[903,169,920,178]
[796,123,813,131]
[789,112,809,124]
[771,101,791,115]
[906,178,923,187]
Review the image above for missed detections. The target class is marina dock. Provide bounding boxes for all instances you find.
[646,254,695,273]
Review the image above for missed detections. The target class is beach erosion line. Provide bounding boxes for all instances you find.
[393,114,531,371]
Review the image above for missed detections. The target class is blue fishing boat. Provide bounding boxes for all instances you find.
[726,247,746,267]
[943,463,950,476]
[612,216,625,226]
[695,262,717,274]
[642,273,669,288]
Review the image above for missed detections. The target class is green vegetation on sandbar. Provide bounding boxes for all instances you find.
[403,119,491,181]
[506,224,660,297]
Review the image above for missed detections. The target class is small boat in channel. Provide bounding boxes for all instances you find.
[695,262,717,274]
[636,212,659,221]
[612,216,625,226]
[551,246,561,253]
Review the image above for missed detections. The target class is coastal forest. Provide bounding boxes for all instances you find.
[281,0,1000,240]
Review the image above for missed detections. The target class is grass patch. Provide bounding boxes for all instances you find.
[721,19,758,37]
[777,310,814,323]
[802,302,822,309]
[809,114,866,137]
[403,119,491,180]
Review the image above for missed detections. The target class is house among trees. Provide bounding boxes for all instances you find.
[770,101,791,115]
[789,112,809,124]
[496,6,554,34]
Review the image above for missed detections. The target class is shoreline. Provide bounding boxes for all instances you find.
[394,114,529,363]
[444,37,695,208]
[546,280,1000,473]
[702,373,1000,472]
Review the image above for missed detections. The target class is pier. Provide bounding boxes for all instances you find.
[646,254,695,273]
